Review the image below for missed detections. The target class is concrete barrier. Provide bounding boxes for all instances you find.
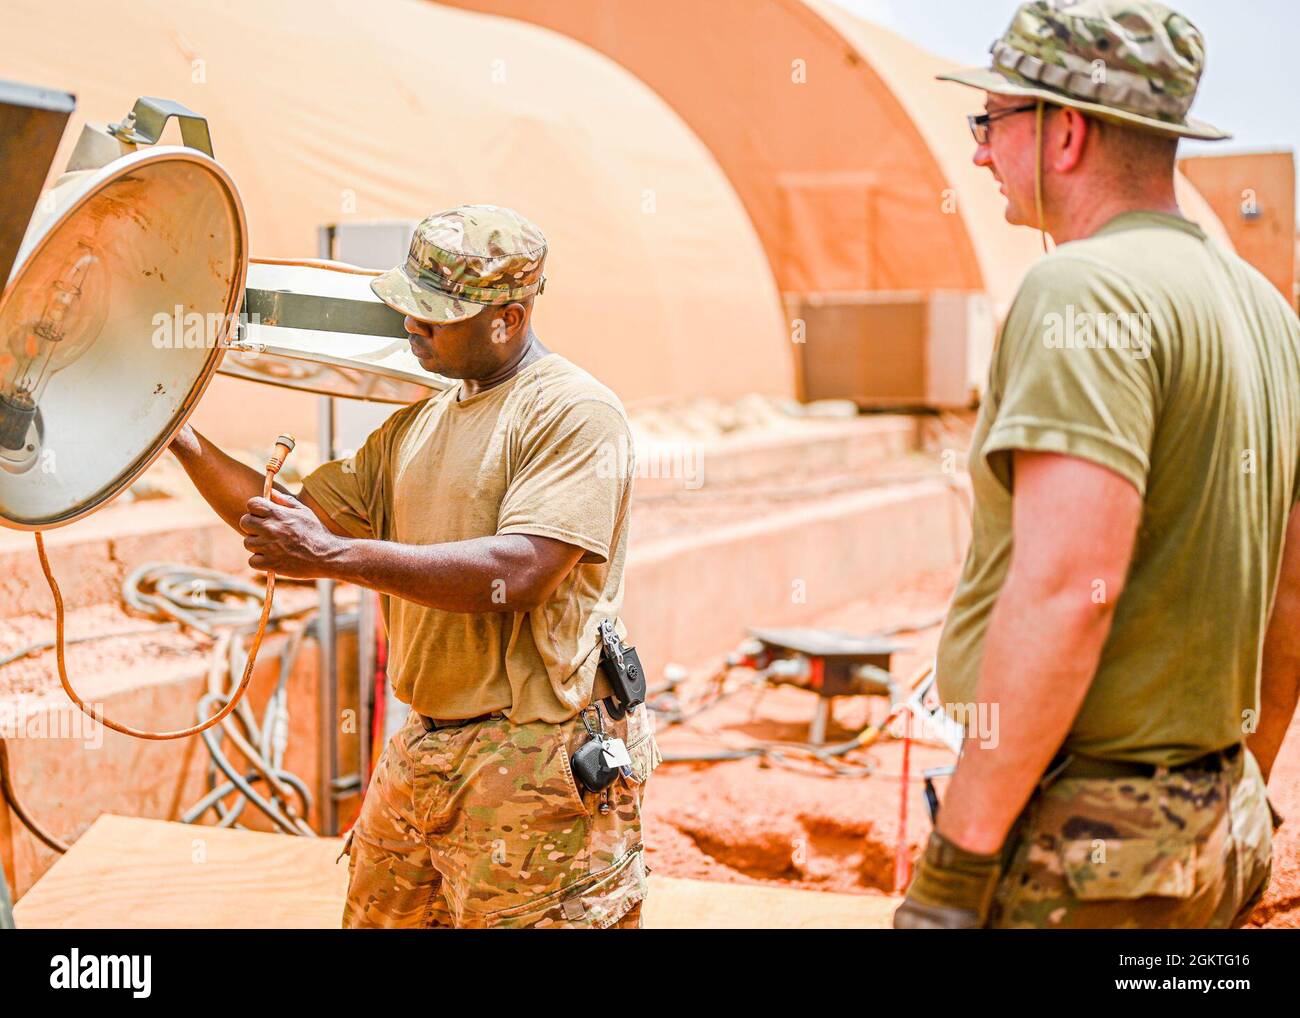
[624,478,968,678]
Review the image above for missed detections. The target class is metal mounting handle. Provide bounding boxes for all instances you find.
[107,96,214,156]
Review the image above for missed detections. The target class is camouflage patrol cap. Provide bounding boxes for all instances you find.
[371,204,547,323]
[938,0,1229,141]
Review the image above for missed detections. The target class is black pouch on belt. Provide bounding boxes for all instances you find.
[597,619,646,721]
[570,705,632,793]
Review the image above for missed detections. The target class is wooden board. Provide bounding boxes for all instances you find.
[14,814,898,929]
[13,815,350,929]
[646,875,899,929]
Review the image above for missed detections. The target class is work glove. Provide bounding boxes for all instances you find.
[893,830,1002,930]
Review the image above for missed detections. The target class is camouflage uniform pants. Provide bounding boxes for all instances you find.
[988,746,1273,928]
[342,703,660,928]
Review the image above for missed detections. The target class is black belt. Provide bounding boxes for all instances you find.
[1050,742,1242,781]
[418,711,503,732]
[416,671,617,733]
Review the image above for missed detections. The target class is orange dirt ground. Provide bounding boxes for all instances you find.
[640,566,1300,928]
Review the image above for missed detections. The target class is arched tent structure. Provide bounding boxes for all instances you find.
[441,0,1233,318]
[2,0,793,410]
[809,0,1233,309]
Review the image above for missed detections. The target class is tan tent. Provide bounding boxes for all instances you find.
[442,0,1233,318]
[2,0,794,410]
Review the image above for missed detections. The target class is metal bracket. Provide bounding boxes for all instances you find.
[107,97,214,157]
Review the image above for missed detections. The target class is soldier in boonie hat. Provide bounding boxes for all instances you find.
[895,1,1293,932]
[939,0,1228,141]
[372,203,547,324]
[936,1,1228,249]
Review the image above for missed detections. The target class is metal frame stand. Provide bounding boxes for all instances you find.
[316,395,339,836]
[809,697,833,746]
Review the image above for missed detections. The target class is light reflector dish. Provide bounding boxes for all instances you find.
[0,146,247,530]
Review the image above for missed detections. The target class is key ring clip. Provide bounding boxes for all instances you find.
[580,704,605,740]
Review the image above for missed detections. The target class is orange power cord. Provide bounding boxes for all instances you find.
[32,434,296,741]
[0,738,69,853]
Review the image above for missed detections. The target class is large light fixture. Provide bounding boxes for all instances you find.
[0,90,265,740]
[0,87,438,745]
[223,258,441,404]
[0,144,246,528]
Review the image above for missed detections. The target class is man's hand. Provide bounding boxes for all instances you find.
[893,831,1002,929]
[240,490,346,579]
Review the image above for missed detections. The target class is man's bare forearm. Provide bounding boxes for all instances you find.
[936,574,1118,854]
[1252,655,1300,783]
[934,450,1140,856]
[169,424,291,531]
[238,490,584,614]
[327,533,578,614]
[1249,510,1300,781]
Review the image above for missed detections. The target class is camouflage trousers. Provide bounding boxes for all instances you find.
[988,746,1272,928]
[342,702,660,928]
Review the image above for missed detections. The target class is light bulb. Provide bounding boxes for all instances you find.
[0,240,108,465]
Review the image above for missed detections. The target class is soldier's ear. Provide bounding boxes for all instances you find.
[1051,107,1090,174]
[487,304,527,345]
[503,302,528,335]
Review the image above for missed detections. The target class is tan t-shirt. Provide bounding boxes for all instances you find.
[301,354,634,724]
[938,211,1300,767]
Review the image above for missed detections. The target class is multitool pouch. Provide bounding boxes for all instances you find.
[597,618,646,721]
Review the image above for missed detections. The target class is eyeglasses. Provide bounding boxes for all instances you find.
[967,104,1039,145]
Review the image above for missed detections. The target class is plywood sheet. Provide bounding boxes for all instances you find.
[646,875,899,929]
[14,815,349,929]
[15,815,898,929]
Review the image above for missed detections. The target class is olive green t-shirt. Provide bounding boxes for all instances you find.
[937,211,1300,766]
[301,354,634,724]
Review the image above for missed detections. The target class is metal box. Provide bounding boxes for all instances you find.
[786,290,994,408]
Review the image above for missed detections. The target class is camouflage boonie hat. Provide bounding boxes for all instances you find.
[938,0,1229,141]
[371,204,547,323]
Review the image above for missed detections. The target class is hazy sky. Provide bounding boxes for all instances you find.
[827,0,1297,173]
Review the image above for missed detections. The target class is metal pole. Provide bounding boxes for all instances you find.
[316,395,338,836]
[314,224,340,836]
[809,697,831,746]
